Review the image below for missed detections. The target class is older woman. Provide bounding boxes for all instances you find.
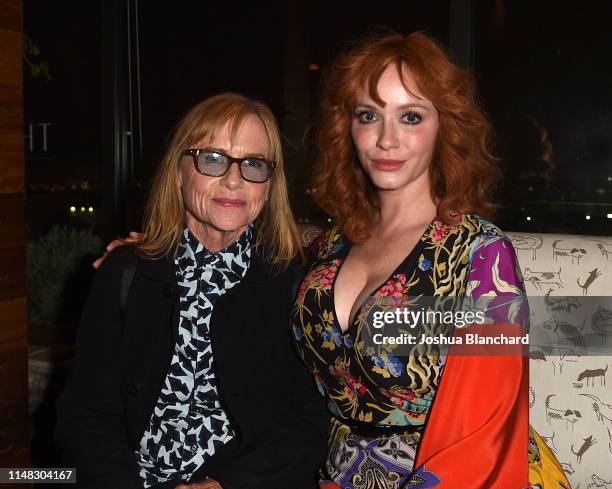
[291,33,570,488]
[56,93,328,489]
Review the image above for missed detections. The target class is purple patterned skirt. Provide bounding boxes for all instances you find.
[321,418,423,489]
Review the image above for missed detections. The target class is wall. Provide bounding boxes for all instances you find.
[0,0,30,470]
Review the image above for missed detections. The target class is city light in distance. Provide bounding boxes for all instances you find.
[70,205,94,214]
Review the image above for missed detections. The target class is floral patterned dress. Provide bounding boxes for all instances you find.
[291,214,569,489]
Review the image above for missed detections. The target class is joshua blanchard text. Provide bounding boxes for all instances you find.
[372,333,529,345]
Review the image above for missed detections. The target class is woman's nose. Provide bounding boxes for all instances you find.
[220,161,244,190]
[376,122,400,150]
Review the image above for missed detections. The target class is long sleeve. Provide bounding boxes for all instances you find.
[203,258,330,489]
[55,249,143,489]
[207,348,329,489]
[407,235,529,488]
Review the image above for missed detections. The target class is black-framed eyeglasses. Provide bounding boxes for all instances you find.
[182,148,277,183]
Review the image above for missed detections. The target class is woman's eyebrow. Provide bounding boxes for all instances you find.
[354,102,431,111]
[397,103,431,111]
[208,146,267,159]
[235,149,267,158]
[204,146,228,153]
[353,103,379,111]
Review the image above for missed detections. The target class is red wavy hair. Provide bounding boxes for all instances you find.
[311,32,501,243]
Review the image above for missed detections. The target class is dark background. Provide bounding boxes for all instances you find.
[23,1,612,241]
[24,1,612,240]
[475,1,612,234]
[23,1,457,239]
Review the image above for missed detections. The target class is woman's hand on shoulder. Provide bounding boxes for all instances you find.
[92,231,142,269]
[301,224,334,255]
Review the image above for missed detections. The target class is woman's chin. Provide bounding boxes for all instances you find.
[370,179,413,192]
[208,218,251,235]
[368,171,431,193]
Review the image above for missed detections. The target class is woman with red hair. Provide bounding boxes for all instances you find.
[291,32,569,488]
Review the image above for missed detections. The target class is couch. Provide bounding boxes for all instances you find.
[508,231,612,489]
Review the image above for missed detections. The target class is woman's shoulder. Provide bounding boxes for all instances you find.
[99,244,170,278]
[455,213,513,244]
[455,214,521,270]
[432,214,517,267]
[95,245,137,272]
[426,214,510,253]
[105,244,161,267]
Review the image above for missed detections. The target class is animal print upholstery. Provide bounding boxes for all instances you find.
[507,232,612,489]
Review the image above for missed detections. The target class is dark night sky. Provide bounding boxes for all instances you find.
[475,1,612,200]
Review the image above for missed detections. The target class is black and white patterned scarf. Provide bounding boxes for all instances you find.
[136,226,253,487]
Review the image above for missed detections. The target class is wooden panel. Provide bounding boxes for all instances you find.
[0,297,27,344]
[0,304,29,450]
[0,245,26,299]
[0,134,24,193]
[0,345,28,408]
[0,0,21,32]
[0,194,25,249]
[0,30,21,87]
[0,85,21,132]
[0,446,31,489]
[0,303,28,462]
[0,399,29,467]
[0,0,27,475]
[0,85,24,194]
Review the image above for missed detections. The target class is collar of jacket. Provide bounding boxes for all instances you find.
[138,241,274,286]
[138,239,276,349]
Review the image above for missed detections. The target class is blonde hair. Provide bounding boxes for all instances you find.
[137,93,301,267]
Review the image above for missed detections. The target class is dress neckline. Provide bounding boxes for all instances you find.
[331,219,438,335]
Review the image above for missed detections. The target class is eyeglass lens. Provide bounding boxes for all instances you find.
[197,151,271,182]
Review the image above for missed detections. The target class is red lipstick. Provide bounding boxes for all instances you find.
[372,159,405,171]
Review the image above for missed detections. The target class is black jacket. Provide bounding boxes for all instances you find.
[56,245,329,489]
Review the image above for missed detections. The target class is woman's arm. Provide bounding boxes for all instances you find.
[55,248,143,489]
[204,259,329,489]
[408,236,530,488]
